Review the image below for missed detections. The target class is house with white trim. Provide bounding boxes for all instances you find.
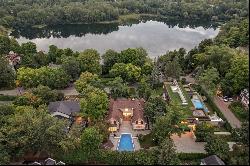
[48,101,80,119]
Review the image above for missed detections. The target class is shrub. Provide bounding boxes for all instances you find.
[0,95,17,101]
[178,153,208,160]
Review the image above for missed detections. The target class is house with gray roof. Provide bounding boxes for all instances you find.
[200,155,225,165]
[48,101,80,119]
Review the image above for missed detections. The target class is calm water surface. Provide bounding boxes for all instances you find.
[12,21,219,58]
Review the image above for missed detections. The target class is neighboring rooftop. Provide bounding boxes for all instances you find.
[240,88,249,99]
[48,101,80,116]
[201,155,225,165]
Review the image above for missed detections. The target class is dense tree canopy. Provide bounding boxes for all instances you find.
[194,122,214,142]
[108,77,129,99]
[0,106,67,158]
[0,0,248,29]
[17,66,70,89]
[144,96,166,123]
[77,49,101,75]
[109,63,141,82]
[215,18,249,48]
[198,67,220,96]
[157,138,180,165]
[75,71,101,94]
[80,88,109,121]
[152,104,186,143]
[61,56,81,80]
[0,56,16,88]
[205,135,230,160]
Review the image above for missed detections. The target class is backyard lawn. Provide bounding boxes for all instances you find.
[164,82,193,117]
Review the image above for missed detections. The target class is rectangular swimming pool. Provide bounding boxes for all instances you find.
[117,133,134,151]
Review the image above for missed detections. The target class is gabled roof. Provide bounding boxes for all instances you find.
[29,162,41,165]
[48,101,80,116]
[107,98,145,123]
[201,155,225,165]
[56,161,66,165]
[44,158,56,165]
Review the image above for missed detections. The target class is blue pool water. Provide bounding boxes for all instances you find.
[192,99,204,110]
[117,134,134,151]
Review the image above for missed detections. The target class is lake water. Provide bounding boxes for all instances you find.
[11,21,219,58]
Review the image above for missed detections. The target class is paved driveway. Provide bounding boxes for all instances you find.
[183,74,241,129]
[213,96,241,128]
[171,132,206,153]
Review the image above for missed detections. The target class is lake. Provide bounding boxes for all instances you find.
[11,20,219,58]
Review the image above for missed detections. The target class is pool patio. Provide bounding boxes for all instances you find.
[109,121,150,151]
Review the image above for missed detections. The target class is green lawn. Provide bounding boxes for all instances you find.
[164,82,193,117]
[178,83,193,106]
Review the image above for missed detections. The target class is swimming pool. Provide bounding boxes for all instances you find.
[192,99,204,110]
[117,133,134,151]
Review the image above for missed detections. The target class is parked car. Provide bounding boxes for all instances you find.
[223,96,228,102]
[228,98,233,102]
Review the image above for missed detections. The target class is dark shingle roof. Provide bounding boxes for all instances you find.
[201,155,225,165]
[48,101,80,116]
[44,158,56,165]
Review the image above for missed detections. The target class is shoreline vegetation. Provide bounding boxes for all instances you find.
[0,0,249,165]
[22,13,221,31]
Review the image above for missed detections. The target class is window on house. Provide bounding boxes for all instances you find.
[114,121,116,125]
[141,121,143,124]
[136,121,138,124]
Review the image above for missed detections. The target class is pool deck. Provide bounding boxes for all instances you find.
[109,121,150,151]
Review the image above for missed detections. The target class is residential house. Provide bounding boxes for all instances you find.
[5,51,21,70]
[30,158,65,165]
[48,101,80,119]
[240,89,249,108]
[107,98,147,132]
[200,155,225,165]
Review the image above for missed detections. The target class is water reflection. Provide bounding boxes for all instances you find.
[11,20,219,58]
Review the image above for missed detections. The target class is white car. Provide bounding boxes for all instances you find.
[223,98,229,102]
[228,98,233,102]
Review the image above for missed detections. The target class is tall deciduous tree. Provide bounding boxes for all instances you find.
[0,56,15,88]
[75,71,100,94]
[205,135,230,160]
[137,76,152,100]
[77,49,101,75]
[222,54,249,95]
[108,77,129,99]
[80,88,108,121]
[198,67,220,96]
[194,122,214,142]
[1,106,67,157]
[109,63,141,82]
[80,127,103,161]
[102,49,121,74]
[144,96,166,123]
[62,56,80,80]
[157,138,180,165]
[152,104,186,143]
